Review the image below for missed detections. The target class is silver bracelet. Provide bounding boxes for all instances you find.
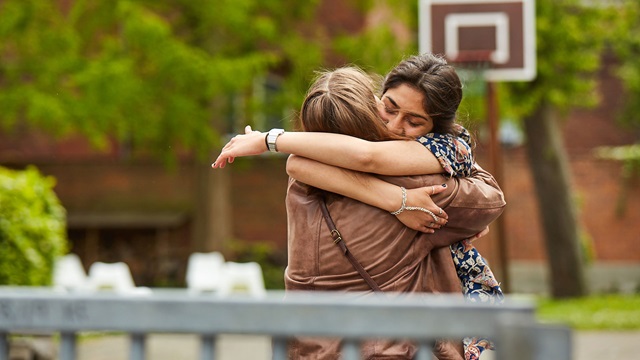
[404,206,438,222]
[389,187,439,222]
[390,187,407,215]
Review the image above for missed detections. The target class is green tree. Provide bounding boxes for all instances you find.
[0,0,325,251]
[502,0,613,298]
[332,0,417,75]
[611,0,640,131]
[0,0,323,159]
[597,0,640,216]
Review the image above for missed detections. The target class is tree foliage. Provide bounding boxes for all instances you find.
[0,0,323,161]
[500,0,614,298]
[502,0,611,118]
[611,0,640,131]
[332,0,417,76]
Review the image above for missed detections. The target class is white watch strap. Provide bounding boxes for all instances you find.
[267,128,285,152]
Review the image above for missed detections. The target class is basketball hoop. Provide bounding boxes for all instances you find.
[420,0,536,82]
[447,50,493,97]
[447,49,493,76]
[448,50,493,68]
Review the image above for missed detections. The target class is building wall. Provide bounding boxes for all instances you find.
[1,49,638,288]
[1,115,638,288]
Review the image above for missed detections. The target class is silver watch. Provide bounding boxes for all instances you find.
[266,128,285,152]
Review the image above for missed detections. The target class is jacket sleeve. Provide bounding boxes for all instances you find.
[424,163,506,249]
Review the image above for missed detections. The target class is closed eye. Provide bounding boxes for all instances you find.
[384,106,398,115]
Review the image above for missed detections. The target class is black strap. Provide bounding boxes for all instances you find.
[319,197,383,293]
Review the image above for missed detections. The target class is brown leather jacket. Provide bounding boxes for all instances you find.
[285,164,505,359]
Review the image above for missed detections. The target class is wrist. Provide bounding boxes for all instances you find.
[266,128,285,152]
[390,187,407,215]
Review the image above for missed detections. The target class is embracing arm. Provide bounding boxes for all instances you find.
[212,126,443,175]
[286,155,448,233]
[277,132,442,175]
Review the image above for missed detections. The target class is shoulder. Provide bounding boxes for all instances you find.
[416,127,474,177]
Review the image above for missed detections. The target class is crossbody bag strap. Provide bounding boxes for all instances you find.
[319,197,383,293]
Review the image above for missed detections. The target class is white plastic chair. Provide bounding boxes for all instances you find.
[185,252,225,293]
[53,253,88,291]
[217,261,266,297]
[86,262,151,295]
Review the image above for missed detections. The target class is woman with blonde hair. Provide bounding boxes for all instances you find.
[214,56,504,359]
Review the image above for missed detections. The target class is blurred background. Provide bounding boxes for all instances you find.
[0,0,638,302]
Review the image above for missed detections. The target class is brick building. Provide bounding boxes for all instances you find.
[1,2,638,293]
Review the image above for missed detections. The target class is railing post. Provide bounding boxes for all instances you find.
[59,332,77,360]
[341,339,360,360]
[496,321,534,360]
[130,333,146,360]
[271,337,288,360]
[200,335,215,360]
[414,342,434,360]
[0,332,7,360]
[532,324,572,360]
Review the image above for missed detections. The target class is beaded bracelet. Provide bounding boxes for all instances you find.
[389,186,439,222]
[390,187,407,215]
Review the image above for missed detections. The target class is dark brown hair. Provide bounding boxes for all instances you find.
[382,53,463,136]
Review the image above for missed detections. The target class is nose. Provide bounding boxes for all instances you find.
[385,115,405,136]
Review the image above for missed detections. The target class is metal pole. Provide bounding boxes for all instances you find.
[0,333,7,360]
[59,332,77,360]
[130,333,145,360]
[487,81,510,292]
[200,335,215,360]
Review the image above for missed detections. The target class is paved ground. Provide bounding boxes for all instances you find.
[77,334,272,360]
[67,330,636,360]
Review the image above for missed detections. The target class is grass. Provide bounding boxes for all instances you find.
[535,294,640,330]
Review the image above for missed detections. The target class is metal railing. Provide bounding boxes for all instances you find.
[0,287,571,360]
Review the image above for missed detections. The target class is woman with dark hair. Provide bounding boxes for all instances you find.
[214,55,504,359]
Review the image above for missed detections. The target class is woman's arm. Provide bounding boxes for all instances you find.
[286,155,449,233]
[212,126,443,176]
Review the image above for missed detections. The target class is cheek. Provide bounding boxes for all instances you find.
[377,102,387,119]
[406,124,434,138]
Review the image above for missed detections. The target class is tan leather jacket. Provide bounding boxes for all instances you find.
[285,164,505,359]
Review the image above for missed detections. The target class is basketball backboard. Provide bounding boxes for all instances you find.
[419,0,536,82]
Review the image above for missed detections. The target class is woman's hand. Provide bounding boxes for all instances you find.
[211,125,266,168]
[466,226,489,242]
[394,185,449,233]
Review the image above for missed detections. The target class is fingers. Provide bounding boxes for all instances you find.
[418,209,447,227]
[211,157,222,168]
[437,207,448,220]
[211,153,230,168]
[212,125,264,169]
[419,223,435,234]
[428,184,449,218]
[430,183,448,195]
[426,218,446,229]
[477,226,490,238]
[466,226,490,242]
[211,154,234,168]
[211,158,226,168]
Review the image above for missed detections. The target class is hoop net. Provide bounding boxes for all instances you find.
[447,50,493,73]
[447,50,493,97]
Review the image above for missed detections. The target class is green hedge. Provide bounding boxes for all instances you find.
[0,166,68,285]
